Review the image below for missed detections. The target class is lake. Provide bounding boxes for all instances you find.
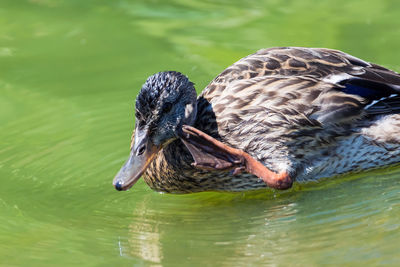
[1,0,400,265]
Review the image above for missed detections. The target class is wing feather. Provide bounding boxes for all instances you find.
[201,47,400,126]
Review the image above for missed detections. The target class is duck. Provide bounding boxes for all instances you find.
[113,47,400,193]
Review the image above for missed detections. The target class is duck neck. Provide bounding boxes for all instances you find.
[142,138,201,193]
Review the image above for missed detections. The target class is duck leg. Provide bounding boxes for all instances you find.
[179,125,292,190]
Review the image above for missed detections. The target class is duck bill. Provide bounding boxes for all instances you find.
[113,129,160,191]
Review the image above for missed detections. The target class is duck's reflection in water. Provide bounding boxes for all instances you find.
[119,192,301,266]
[125,199,164,266]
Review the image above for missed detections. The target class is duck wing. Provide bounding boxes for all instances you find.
[201,47,400,127]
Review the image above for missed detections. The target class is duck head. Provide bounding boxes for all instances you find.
[113,71,197,191]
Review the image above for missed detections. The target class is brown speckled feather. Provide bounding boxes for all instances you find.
[142,47,400,193]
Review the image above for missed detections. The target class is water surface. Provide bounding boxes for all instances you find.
[1,0,400,265]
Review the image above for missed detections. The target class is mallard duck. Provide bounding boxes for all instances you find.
[113,47,400,193]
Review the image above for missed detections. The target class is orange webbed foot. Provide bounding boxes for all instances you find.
[179,125,293,190]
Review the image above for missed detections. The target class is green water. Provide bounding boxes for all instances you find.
[1,0,400,265]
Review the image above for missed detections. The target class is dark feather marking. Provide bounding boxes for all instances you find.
[219,68,233,76]
[265,58,281,70]
[267,91,277,97]
[207,84,217,95]
[318,54,344,64]
[237,64,249,71]
[249,72,258,78]
[213,103,226,114]
[295,104,308,113]
[271,54,290,61]
[288,59,307,69]
[247,59,264,69]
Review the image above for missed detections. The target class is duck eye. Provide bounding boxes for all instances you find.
[163,102,172,113]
